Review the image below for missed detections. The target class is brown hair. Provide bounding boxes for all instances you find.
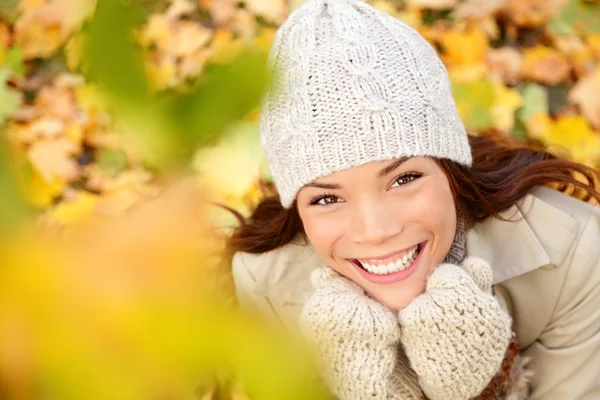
[227,133,600,255]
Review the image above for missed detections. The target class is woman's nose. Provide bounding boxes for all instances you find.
[347,200,404,245]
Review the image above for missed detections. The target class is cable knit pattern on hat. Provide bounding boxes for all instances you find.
[260,0,472,207]
[398,257,514,400]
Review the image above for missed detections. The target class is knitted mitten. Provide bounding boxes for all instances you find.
[299,266,423,400]
[398,256,514,400]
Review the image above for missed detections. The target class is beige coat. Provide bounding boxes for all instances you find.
[232,186,600,399]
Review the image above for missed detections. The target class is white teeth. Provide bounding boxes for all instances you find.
[360,245,420,275]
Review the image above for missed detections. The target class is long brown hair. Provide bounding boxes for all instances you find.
[227,133,600,255]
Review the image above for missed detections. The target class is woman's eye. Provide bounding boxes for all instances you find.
[310,195,341,206]
[391,172,421,188]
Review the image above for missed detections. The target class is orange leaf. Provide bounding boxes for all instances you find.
[522,46,571,85]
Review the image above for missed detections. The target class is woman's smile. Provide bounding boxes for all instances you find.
[350,241,426,284]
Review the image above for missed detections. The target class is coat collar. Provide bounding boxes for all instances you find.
[253,188,581,305]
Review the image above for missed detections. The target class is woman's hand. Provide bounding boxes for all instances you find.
[397,257,513,400]
[299,266,423,400]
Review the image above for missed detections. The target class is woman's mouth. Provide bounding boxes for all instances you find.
[349,242,426,283]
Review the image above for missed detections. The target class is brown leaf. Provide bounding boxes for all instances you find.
[405,0,458,10]
[569,68,600,129]
[486,46,522,84]
[499,0,566,27]
[522,45,571,85]
[452,0,505,20]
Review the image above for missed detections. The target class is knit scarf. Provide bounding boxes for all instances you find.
[442,208,468,266]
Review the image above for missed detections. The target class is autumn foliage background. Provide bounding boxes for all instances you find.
[0,0,599,399]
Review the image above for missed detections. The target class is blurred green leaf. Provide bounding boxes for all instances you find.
[553,0,600,34]
[97,148,129,177]
[80,0,149,105]
[0,142,29,235]
[4,46,25,76]
[0,0,19,24]
[452,79,495,131]
[517,83,548,124]
[164,49,269,159]
[0,68,21,126]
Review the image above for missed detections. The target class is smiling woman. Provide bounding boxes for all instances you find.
[227,0,600,399]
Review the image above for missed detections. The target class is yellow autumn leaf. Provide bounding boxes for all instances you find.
[14,0,96,60]
[27,138,80,183]
[540,116,600,167]
[526,112,553,139]
[440,28,489,82]
[522,45,571,86]
[21,168,66,208]
[243,0,287,25]
[192,122,268,211]
[50,190,99,224]
[587,34,600,61]
[208,28,245,64]
[406,0,458,11]
[490,83,523,131]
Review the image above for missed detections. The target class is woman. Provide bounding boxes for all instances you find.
[228,0,600,398]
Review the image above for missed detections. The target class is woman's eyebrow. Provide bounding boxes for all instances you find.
[378,157,409,177]
[303,182,341,189]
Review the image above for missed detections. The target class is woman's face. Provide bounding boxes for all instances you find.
[296,157,457,310]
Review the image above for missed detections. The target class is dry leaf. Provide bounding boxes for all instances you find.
[198,0,238,26]
[522,46,571,85]
[243,0,287,24]
[486,46,522,84]
[491,83,523,131]
[14,0,96,59]
[499,0,566,27]
[440,28,489,82]
[541,115,600,167]
[452,0,505,20]
[27,138,80,183]
[0,22,11,48]
[406,0,458,10]
[569,68,600,129]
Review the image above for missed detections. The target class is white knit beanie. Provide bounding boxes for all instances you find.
[260,0,472,208]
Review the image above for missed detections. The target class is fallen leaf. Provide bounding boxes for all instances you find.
[491,83,523,131]
[517,83,548,126]
[542,116,600,167]
[440,28,489,82]
[522,45,571,85]
[486,46,522,84]
[165,0,196,20]
[499,0,566,27]
[587,33,600,60]
[27,138,80,183]
[198,0,238,26]
[553,0,600,34]
[243,0,287,24]
[0,22,11,48]
[553,35,596,77]
[452,79,496,131]
[0,68,22,126]
[452,0,505,20]
[406,0,458,10]
[14,0,96,59]
[526,111,552,138]
[569,68,600,129]
[50,190,99,224]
